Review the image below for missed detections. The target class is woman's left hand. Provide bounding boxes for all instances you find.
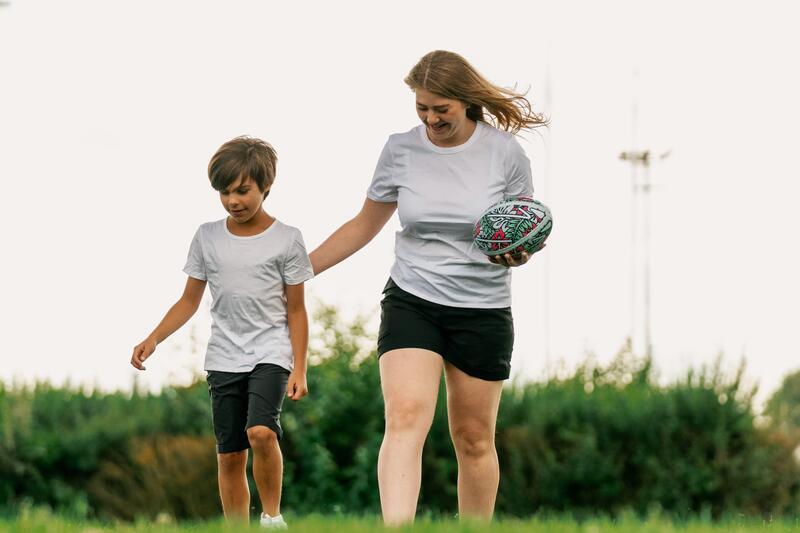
[488,244,546,268]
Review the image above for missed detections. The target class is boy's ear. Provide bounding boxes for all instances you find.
[263,186,271,199]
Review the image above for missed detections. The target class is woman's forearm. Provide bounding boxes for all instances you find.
[309,199,397,275]
[309,217,375,275]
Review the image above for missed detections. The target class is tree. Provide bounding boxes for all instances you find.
[765,370,800,439]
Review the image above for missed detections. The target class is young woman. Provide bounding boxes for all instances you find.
[309,50,547,525]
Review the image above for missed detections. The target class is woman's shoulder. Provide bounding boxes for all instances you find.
[480,123,529,160]
[479,121,517,144]
[385,125,424,147]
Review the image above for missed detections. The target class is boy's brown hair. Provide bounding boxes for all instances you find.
[208,136,277,198]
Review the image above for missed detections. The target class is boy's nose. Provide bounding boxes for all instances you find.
[427,112,439,124]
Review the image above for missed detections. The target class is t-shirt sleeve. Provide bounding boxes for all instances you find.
[366,139,399,202]
[182,227,207,281]
[504,137,534,197]
[282,230,314,285]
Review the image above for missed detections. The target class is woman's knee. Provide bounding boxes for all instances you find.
[450,424,495,458]
[384,399,434,435]
[247,425,278,451]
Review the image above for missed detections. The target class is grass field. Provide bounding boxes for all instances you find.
[3,508,800,533]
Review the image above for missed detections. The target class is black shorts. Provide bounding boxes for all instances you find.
[377,278,514,381]
[206,363,290,453]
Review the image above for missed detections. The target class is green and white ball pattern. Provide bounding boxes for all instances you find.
[473,196,553,256]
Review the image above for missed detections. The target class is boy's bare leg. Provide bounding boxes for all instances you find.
[217,450,250,520]
[247,425,283,517]
[377,349,443,526]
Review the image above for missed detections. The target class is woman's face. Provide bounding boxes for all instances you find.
[415,88,473,147]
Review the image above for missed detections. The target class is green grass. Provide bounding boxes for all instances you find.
[3,508,800,532]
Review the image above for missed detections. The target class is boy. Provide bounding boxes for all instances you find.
[131,136,313,529]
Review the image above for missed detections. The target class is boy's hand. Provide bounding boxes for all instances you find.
[131,336,157,371]
[287,371,308,401]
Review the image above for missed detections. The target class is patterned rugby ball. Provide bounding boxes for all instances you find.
[473,196,553,256]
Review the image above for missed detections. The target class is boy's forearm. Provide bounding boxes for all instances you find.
[286,309,309,372]
[149,299,200,344]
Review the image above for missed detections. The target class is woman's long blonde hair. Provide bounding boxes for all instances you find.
[404,50,548,134]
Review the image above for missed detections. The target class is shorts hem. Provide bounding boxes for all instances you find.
[377,342,444,358]
[377,344,510,381]
[216,442,250,454]
[443,356,510,381]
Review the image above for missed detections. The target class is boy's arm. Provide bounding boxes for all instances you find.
[130,276,207,371]
[285,282,309,400]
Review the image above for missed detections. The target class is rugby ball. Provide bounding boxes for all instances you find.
[473,196,552,256]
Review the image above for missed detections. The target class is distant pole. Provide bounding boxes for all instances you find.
[624,68,641,356]
[619,149,649,357]
[643,158,652,359]
[620,147,670,360]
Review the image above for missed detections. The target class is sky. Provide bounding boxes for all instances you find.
[1,0,798,407]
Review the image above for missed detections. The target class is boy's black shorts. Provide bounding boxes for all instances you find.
[206,363,290,454]
[377,278,514,381]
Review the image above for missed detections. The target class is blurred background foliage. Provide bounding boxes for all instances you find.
[1,305,799,520]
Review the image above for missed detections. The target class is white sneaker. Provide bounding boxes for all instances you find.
[260,512,288,529]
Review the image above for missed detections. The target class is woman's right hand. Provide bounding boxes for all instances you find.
[489,243,546,268]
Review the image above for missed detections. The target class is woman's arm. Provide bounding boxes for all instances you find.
[130,276,207,370]
[309,198,397,275]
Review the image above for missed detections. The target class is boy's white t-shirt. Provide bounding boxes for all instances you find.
[367,121,533,308]
[183,218,314,373]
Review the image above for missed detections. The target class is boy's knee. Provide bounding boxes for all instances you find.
[247,425,278,450]
[217,449,247,472]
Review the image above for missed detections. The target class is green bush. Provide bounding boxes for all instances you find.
[87,434,219,520]
[0,379,211,516]
[1,309,798,520]
[495,349,800,518]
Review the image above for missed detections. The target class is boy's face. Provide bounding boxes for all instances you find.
[219,175,269,224]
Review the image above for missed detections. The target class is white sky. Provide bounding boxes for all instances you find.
[1,1,798,407]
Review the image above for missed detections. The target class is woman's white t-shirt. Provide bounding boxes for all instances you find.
[367,121,533,308]
[183,218,314,372]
